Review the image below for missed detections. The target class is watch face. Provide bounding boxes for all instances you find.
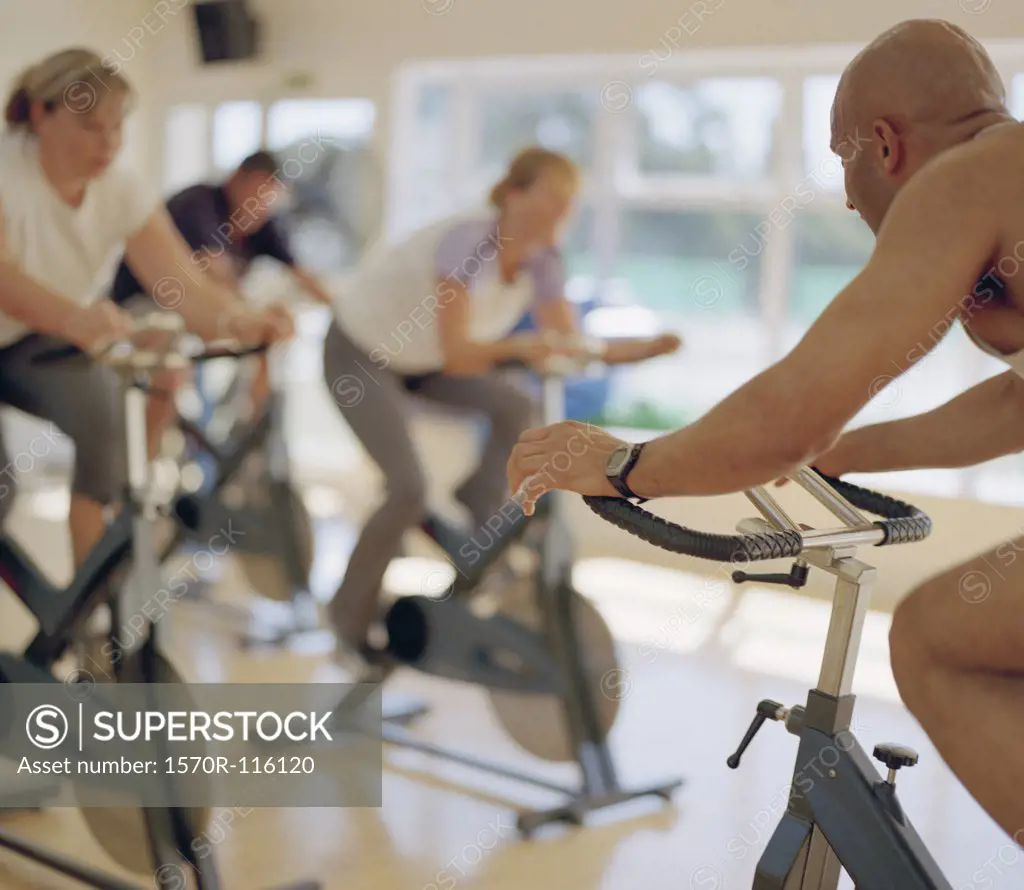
[606,444,631,475]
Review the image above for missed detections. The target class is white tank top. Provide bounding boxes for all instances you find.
[332,210,564,375]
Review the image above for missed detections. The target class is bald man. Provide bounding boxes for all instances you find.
[508,19,1024,840]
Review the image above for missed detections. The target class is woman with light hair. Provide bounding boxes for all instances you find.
[0,48,293,559]
[323,146,681,672]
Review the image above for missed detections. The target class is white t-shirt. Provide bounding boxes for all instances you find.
[332,210,565,375]
[0,130,159,347]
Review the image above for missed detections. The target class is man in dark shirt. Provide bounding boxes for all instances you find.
[112,149,332,306]
[112,149,332,436]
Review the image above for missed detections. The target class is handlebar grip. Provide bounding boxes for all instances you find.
[812,471,932,545]
[191,343,271,363]
[495,356,598,375]
[30,341,271,368]
[31,343,83,366]
[582,496,803,563]
[583,474,932,562]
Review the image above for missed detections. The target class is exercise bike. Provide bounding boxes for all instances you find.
[584,466,957,889]
[338,354,684,836]
[163,339,318,649]
[0,315,319,890]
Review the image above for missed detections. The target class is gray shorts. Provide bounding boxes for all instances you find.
[0,295,159,521]
[0,330,126,509]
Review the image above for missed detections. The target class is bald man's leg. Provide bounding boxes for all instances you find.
[889,540,1024,841]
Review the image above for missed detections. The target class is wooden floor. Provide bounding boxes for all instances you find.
[0,507,1016,890]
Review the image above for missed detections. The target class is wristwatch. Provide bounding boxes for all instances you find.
[605,442,648,503]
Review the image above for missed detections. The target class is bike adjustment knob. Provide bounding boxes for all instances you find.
[873,742,919,785]
[727,699,785,769]
[872,743,919,770]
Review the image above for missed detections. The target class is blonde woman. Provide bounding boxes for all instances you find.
[324,147,680,667]
[0,48,292,560]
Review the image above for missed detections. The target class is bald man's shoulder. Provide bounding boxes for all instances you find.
[897,122,1024,226]
[870,126,1020,269]
[928,121,1024,196]
[955,123,1024,235]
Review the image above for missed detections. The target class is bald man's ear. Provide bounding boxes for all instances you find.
[872,119,902,175]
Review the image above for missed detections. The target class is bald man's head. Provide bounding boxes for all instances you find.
[832,20,1010,234]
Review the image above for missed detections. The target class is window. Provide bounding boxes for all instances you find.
[1012,73,1024,119]
[614,208,768,425]
[619,209,763,317]
[211,101,262,172]
[802,76,844,193]
[788,210,874,326]
[391,84,457,236]
[391,46,1024,502]
[177,98,377,276]
[163,104,209,193]
[634,79,782,179]
[265,99,378,275]
[477,90,597,181]
[266,98,375,149]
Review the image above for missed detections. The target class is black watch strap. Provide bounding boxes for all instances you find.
[608,442,649,504]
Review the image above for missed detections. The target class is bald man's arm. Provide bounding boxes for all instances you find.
[807,371,1024,476]
[628,155,998,497]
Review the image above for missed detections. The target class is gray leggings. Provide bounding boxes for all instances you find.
[323,320,536,647]
[0,332,125,525]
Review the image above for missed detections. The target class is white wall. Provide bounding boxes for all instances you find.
[0,1,158,177]
[137,0,1024,187]
[9,1,1021,214]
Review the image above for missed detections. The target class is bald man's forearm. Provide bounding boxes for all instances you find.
[628,364,838,498]
[831,371,1024,473]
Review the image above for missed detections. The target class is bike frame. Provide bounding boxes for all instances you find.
[0,362,284,670]
[741,476,953,890]
[0,339,320,890]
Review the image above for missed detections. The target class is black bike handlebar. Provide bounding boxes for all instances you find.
[494,355,603,375]
[819,474,932,544]
[31,340,271,367]
[189,343,272,364]
[582,472,932,564]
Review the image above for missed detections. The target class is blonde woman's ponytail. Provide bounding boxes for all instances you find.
[3,48,133,132]
[4,66,36,128]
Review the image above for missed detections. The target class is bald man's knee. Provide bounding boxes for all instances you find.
[889,579,942,711]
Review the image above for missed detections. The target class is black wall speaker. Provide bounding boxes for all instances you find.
[192,0,261,64]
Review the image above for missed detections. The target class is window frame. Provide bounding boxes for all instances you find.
[389,41,1024,504]
[162,94,377,190]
